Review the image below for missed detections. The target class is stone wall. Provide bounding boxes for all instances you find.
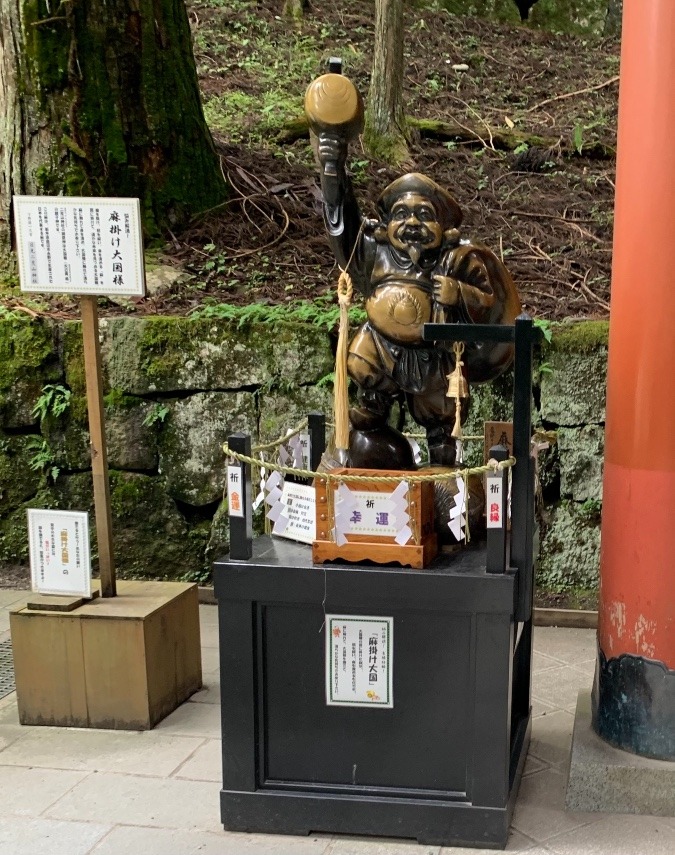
[0,315,606,595]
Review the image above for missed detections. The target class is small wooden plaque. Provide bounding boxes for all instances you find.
[26,589,100,612]
[313,468,437,569]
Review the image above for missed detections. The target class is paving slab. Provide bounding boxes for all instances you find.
[528,709,575,767]
[190,679,221,705]
[155,698,221,738]
[0,765,89,817]
[0,817,109,855]
[511,767,602,843]
[545,813,675,855]
[0,727,205,777]
[438,829,541,853]
[173,739,222,782]
[533,627,596,666]
[90,825,333,855]
[45,771,221,832]
[532,665,592,713]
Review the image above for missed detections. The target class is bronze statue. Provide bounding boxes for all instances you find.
[306,71,521,472]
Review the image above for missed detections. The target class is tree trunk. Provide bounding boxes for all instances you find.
[363,0,408,164]
[0,0,226,250]
[282,0,308,21]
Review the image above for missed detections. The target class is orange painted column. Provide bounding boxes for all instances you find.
[593,0,675,759]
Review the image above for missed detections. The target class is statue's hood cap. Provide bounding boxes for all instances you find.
[377,173,462,228]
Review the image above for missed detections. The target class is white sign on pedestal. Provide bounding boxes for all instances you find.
[325,615,394,708]
[13,196,145,296]
[271,482,316,545]
[27,509,92,597]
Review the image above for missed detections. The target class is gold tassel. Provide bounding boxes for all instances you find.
[334,269,353,454]
[446,341,468,439]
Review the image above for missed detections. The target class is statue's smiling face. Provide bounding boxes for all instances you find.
[387,192,443,263]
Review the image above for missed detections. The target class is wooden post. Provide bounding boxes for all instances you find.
[80,296,116,597]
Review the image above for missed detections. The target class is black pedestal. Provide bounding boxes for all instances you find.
[215,536,532,849]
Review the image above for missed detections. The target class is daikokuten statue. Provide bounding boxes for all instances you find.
[306,71,521,471]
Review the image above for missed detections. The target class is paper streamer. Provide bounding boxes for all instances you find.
[448,476,467,541]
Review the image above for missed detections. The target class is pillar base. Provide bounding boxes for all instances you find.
[592,648,675,760]
[567,690,675,816]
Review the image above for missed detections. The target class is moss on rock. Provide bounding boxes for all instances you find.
[0,434,43,513]
[558,425,604,502]
[540,328,607,425]
[108,471,202,579]
[537,500,601,593]
[0,317,61,427]
[258,385,333,445]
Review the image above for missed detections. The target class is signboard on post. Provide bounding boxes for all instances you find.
[27,509,92,598]
[13,196,145,297]
[13,195,146,599]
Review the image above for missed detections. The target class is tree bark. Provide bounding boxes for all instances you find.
[363,0,408,164]
[0,0,226,250]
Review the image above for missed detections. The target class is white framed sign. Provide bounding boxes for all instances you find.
[13,196,145,296]
[272,481,316,544]
[325,615,393,708]
[27,509,92,597]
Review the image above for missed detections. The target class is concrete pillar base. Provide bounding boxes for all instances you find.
[566,690,675,816]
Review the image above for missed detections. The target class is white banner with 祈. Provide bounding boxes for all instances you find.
[27,509,92,597]
[325,615,393,708]
[13,196,145,296]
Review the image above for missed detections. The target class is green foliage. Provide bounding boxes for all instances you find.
[31,383,71,423]
[142,403,170,428]
[572,123,584,155]
[26,437,60,483]
[191,295,367,332]
[534,318,555,344]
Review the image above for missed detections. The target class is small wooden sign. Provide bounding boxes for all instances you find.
[484,421,514,464]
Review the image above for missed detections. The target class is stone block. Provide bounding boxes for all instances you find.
[98,317,333,395]
[538,500,600,593]
[558,425,604,502]
[539,323,608,426]
[158,391,256,506]
[258,385,333,445]
[566,689,675,815]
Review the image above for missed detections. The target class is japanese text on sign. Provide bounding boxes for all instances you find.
[326,615,393,708]
[227,465,244,518]
[13,197,145,297]
[486,475,504,528]
[27,509,91,597]
[272,482,316,545]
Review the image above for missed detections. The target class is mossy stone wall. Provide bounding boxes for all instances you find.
[0,315,606,595]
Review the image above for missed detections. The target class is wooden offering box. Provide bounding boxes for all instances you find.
[313,468,437,569]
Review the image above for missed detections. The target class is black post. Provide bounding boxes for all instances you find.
[307,412,326,472]
[228,433,253,561]
[510,316,535,622]
[486,444,509,574]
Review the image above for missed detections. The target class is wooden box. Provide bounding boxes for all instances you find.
[313,468,437,569]
[10,580,202,730]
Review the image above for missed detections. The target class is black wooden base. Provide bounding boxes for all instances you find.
[215,536,532,849]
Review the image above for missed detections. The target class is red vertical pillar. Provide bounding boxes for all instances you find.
[594,0,675,759]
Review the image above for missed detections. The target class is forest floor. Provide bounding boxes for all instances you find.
[1,0,619,323]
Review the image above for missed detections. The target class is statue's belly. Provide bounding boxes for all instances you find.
[366,284,432,344]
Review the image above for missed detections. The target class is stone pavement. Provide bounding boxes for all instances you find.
[1,590,674,855]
